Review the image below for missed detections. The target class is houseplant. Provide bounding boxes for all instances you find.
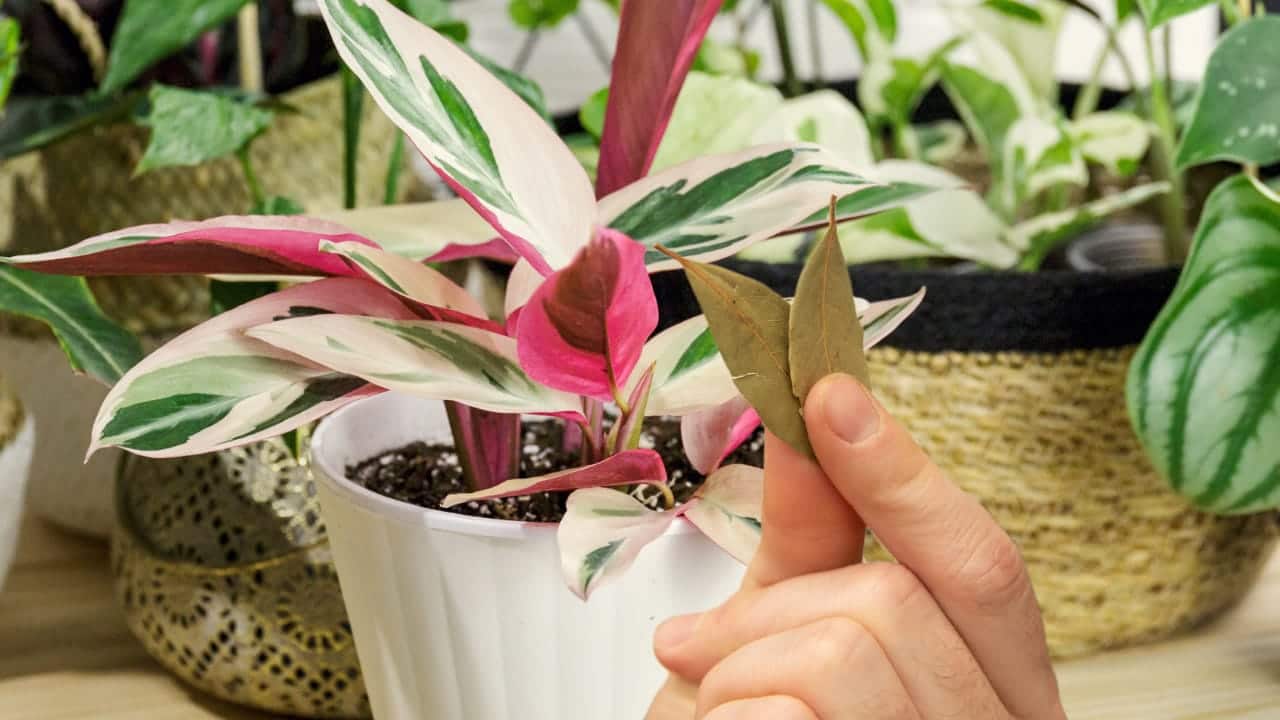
[651,0,1280,658]
[1,0,932,716]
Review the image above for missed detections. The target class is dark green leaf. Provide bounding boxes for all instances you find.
[342,68,364,209]
[393,0,470,40]
[981,0,1045,22]
[0,265,142,385]
[1127,175,1280,514]
[790,205,871,403]
[0,17,19,110]
[580,86,609,140]
[659,247,811,457]
[1176,17,1280,170]
[0,91,142,159]
[819,0,895,59]
[210,281,278,315]
[101,0,250,95]
[136,86,274,175]
[461,45,552,122]
[250,195,306,216]
[1136,0,1214,27]
[508,0,580,29]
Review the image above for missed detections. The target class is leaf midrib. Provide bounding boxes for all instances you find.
[0,270,126,381]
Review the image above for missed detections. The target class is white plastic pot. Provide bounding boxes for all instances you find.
[0,409,36,588]
[0,337,116,538]
[310,393,745,720]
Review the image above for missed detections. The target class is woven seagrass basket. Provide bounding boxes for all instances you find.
[0,75,416,538]
[112,437,370,718]
[654,260,1280,659]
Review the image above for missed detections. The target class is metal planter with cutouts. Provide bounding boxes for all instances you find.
[111,437,370,719]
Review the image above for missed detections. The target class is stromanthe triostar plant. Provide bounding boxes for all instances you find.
[0,0,931,598]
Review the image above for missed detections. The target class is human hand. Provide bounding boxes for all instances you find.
[645,374,1064,719]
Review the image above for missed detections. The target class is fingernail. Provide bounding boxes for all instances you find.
[654,613,700,653]
[817,374,879,445]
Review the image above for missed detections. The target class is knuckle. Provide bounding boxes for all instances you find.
[805,616,879,669]
[952,528,1031,612]
[863,562,929,611]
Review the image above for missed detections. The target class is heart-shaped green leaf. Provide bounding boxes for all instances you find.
[659,247,811,457]
[1127,175,1280,514]
[1177,17,1280,170]
[790,202,871,405]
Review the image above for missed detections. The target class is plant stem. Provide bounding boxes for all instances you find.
[655,483,676,510]
[1142,28,1189,262]
[236,3,263,94]
[806,0,824,85]
[383,133,405,205]
[769,0,803,97]
[237,148,265,206]
[1073,25,1139,120]
[572,12,612,72]
[341,67,364,210]
[513,30,539,73]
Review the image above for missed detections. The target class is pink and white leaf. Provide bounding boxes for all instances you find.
[503,258,543,332]
[90,278,417,458]
[594,0,722,196]
[684,464,764,564]
[681,396,761,476]
[245,314,584,418]
[557,488,677,600]
[313,198,508,261]
[599,144,880,272]
[441,448,667,508]
[446,402,520,492]
[2,215,377,277]
[316,0,594,272]
[860,289,926,349]
[516,230,658,399]
[633,314,737,417]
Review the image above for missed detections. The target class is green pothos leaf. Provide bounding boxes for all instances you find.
[136,86,274,175]
[1127,175,1280,514]
[790,203,871,402]
[101,0,250,95]
[659,247,810,457]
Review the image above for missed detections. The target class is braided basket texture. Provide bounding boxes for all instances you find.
[654,259,1279,659]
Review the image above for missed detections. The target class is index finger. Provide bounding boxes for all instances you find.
[803,374,1061,718]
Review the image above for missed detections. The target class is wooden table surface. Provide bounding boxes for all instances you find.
[4,515,1280,719]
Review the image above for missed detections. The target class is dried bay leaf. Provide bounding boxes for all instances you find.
[790,200,871,407]
[657,247,812,457]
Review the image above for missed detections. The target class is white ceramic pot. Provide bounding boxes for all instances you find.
[310,393,745,720]
[0,408,36,588]
[0,337,116,538]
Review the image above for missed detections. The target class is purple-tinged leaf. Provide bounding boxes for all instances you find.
[516,230,658,399]
[595,0,723,196]
[684,464,763,564]
[446,402,521,492]
[425,237,521,264]
[610,364,656,455]
[557,488,677,600]
[90,278,417,458]
[440,448,666,508]
[681,396,761,476]
[317,0,595,272]
[2,215,378,277]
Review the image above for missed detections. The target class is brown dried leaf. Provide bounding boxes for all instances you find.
[658,246,812,457]
[790,200,871,407]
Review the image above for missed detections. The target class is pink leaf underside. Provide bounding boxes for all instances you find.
[516,229,658,398]
[424,236,521,264]
[557,487,678,600]
[611,363,656,454]
[440,448,667,508]
[681,396,762,476]
[595,0,723,196]
[685,464,765,564]
[318,0,595,273]
[4,216,378,277]
[447,402,521,492]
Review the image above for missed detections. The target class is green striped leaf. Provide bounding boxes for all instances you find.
[0,266,142,385]
[1127,176,1280,514]
[1071,111,1151,177]
[317,0,594,272]
[1176,17,1280,170]
[684,464,764,564]
[599,144,885,271]
[246,314,584,418]
[557,488,677,600]
[90,278,413,458]
[318,240,489,319]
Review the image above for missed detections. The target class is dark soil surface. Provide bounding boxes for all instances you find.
[348,417,764,522]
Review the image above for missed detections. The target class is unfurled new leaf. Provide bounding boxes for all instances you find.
[790,202,872,405]
[659,247,810,457]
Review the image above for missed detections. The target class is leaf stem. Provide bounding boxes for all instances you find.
[1073,25,1138,120]
[1141,28,1189,263]
[769,0,804,97]
[341,67,364,210]
[384,133,405,205]
[655,482,676,510]
[237,148,264,206]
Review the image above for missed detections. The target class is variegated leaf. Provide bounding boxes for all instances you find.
[651,71,784,172]
[684,464,764,564]
[861,289,928,349]
[91,278,415,457]
[317,0,594,272]
[2,215,377,277]
[751,89,875,169]
[1008,182,1170,267]
[557,487,677,600]
[245,314,584,418]
[1072,111,1152,177]
[681,396,760,476]
[504,258,543,324]
[442,448,666,508]
[599,144,880,271]
[312,198,506,261]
